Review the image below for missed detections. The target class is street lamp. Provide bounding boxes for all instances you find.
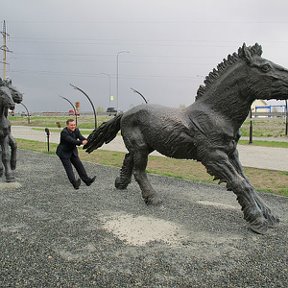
[20,103,31,124]
[59,95,78,126]
[116,51,130,111]
[70,83,97,129]
[130,88,148,104]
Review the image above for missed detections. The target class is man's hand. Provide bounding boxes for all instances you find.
[82,140,88,145]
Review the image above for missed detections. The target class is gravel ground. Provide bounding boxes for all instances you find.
[0,150,287,288]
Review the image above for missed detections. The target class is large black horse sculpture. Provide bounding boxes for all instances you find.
[85,43,288,234]
[0,78,23,182]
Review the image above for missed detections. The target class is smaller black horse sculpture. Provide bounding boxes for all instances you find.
[0,78,23,182]
[85,43,288,234]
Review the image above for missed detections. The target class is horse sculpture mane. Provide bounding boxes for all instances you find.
[85,43,288,234]
[196,43,263,100]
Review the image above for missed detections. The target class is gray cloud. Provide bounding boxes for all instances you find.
[2,0,288,112]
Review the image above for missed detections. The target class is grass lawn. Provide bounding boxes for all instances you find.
[238,139,288,148]
[240,117,288,137]
[10,115,288,138]
[9,115,110,130]
[16,138,288,198]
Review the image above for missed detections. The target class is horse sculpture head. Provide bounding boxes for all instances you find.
[196,43,288,104]
[2,78,23,104]
[0,85,15,111]
[238,43,288,101]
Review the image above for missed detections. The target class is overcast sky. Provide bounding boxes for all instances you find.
[2,0,288,112]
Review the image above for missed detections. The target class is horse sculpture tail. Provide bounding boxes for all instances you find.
[84,112,124,153]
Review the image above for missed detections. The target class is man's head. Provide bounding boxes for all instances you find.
[66,119,76,131]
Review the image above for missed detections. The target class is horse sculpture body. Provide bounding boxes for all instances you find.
[85,43,288,234]
[0,79,23,182]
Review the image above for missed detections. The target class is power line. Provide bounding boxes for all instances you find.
[10,36,288,44]
[9,68,199,81]
[9,55,216,66]
[6,19,288,24]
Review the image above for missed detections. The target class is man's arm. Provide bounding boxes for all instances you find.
[61,129,82,146]
[77,128,86,141]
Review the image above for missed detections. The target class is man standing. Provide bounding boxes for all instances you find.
[56,119,96,189]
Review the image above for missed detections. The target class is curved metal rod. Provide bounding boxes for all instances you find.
[70,83,97,129]
[130,88,148,104]
[59,95,78,126]
[20,102,31,124]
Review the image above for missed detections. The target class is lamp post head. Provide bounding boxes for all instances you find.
[117,50,130,57]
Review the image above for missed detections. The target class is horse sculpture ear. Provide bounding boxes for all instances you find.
[239,43,253,64]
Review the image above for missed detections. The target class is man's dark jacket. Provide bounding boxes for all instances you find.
[56,127,86,159]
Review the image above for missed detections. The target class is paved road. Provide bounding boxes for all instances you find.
[12,126,288,171]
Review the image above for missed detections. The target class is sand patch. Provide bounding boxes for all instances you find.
[197,200,238,210]
[0,181,22,191]
[103,213,187,246]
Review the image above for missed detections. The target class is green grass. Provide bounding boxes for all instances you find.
[240,118,288,137]
[16,138,288,198]
[9,115,110,130]
[11,115,288,137]
[239,139,288,148]
[32,127,93,133]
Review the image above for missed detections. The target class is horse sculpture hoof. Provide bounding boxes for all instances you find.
[144,195,162,206]
[249,217,269,234]
[10,161,16,170]
[260,206,280,227]
[114,177,129,190]
[266,214,280,228]
[5,176,15,183]
[254,197,280,227]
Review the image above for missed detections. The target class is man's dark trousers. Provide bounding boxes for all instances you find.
[59,154,90,185]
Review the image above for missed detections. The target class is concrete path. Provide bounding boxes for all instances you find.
[11,126,288,171]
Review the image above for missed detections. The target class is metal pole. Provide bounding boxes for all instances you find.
[20,103,31,124]
[1,21,12,80]
[285,100,288,136]
[70,83,97,129]
[59,95,78,126]
[116,51,129,112]
[249,108,253,144]
[44,128,50,152]
[2,21,7,80]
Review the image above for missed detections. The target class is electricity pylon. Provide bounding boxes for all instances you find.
[1,20,12,80]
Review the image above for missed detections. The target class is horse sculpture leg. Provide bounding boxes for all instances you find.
[229,150,279,227]
[0,137,15,182]
[9,134,17,170]
[133,149,162,206]
[115,153,134,189]
[203,149,269,234]
[120,127,161,205]
[0,147,3,177]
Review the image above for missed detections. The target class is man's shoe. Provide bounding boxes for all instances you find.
[85,176,96,186]
[73,178,81,190]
